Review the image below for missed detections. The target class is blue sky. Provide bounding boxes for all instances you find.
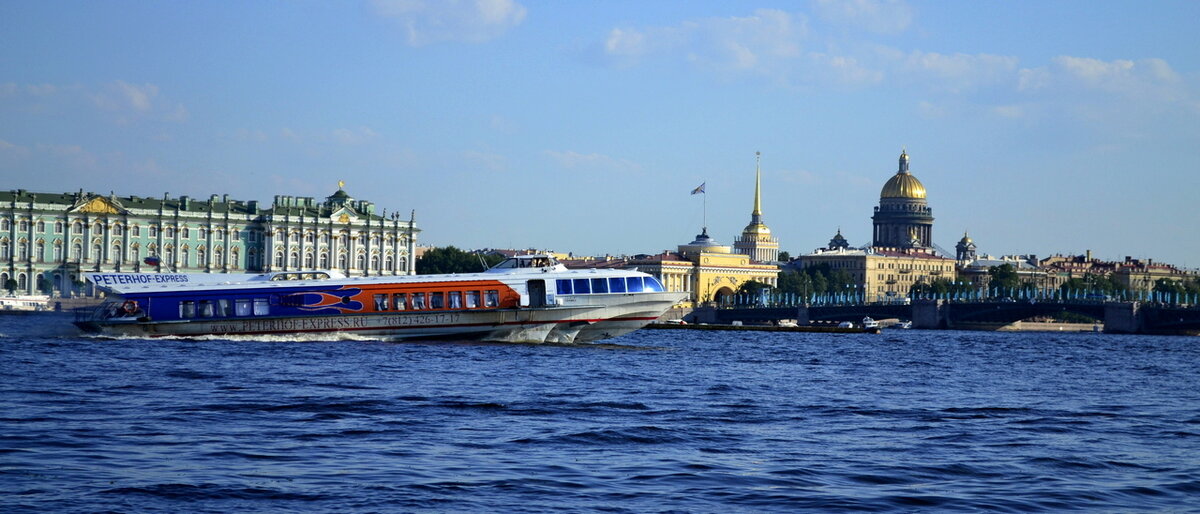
[2,1,1198,267]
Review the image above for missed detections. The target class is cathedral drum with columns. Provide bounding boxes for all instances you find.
[872,150,933,249]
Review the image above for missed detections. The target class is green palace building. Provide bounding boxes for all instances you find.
[0,185,418,296]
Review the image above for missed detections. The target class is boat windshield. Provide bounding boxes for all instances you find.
[489,255,559,270]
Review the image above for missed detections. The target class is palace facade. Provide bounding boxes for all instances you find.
[0,186,418,296]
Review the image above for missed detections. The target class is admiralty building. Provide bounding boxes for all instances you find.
[0,186,418,296]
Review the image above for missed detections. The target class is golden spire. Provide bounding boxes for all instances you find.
[338,180,345,189]
[752,151,762,217]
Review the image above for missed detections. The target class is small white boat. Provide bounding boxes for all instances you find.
[861,317,880,329]
[895,320,913,329]
[1,294,51,312]
[837,321,855,329]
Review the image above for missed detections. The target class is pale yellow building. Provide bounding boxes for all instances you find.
[797,246,957,301]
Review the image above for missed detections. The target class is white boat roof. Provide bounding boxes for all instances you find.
[84,255,644,295]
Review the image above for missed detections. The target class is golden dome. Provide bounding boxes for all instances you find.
[881,172,926,199]
[742,222,772,236]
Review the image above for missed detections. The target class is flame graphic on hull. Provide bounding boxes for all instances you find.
[288,288,364,314]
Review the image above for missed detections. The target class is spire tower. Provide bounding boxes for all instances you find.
[733,151,779,262]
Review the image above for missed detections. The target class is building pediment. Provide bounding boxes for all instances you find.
[330,206,359,224]
[70,195,126,215]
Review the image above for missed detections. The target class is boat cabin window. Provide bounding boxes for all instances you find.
[465,291,479,308]
[490,255,559,269]
[180,301,196,319]
[411,293,426,310]
[608,277,627,293]
[484,290,499,307]
[643,276,665,292]
[572,279,591,294]
[253,298,269,315]
[591,278,608,294]
[270,272,330,281]
[557,280,573,295]
[448,291,462,309]
[374,294,389,311]
[393,293,406,310]
[236,299,252,316]
[626,277,644,292]
[429,292,444,309]
[217,299,233,317]
[198,301,215,318]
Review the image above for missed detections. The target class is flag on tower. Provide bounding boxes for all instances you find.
[690,182,706,195]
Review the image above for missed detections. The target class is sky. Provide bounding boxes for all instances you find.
[2,1,1198,267]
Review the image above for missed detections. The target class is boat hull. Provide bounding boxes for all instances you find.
[74,292,687,343]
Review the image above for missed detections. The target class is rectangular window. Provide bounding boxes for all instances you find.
[626,276,644,292]
[465,291,479,308]
[430,292,444,309]
[198,300,215,318]
[411,293,426,309]
[591,278,608,294]
[374,294,389,311]
[217,299,233,317]
[393,293,406,310]
[484,290,499,307]
[557,279,573,295]
[608,277,627,293]
[573,278,591,294]
[253,298,269,316]
[180,301,196,319]
[448,291,462,309]
[235,299,252,316]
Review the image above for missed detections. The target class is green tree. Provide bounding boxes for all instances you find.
[777,251,791,262]
[417,246,504,275]
[987,263,1021,293]
[736,280,771,297]
[3,278,16,294]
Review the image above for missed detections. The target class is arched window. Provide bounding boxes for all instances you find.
[17,240,28,261]
[94,223,104,235]
[304,252,314,268]
[197,247,206,267]
[113,224,123,236]
[55,221,63,233]
[182,248,190,267]
[0,219,9,230]
[356,253,366,270]
[19,220,28,231]
[36,241,45,262]
[370,254,379,270]
[36,220,45,232]
[70,242,80,261]
[337,253,348,269]
[231,247,240,269]
[165,247,175,266]
[319,252,329,269]
[18,273,27,291]
[73,222,83,234]
[384,256,393,271]
[91,244,102,263]
[181,227,189,238]
[131,225,140,237]
[213,247,223,266]
[289,252,299,267]
[274,251,284,267]
[111,243,121,264]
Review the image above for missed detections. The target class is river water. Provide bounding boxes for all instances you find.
[2,314,1198,512]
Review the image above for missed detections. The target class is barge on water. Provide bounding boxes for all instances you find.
[75,254,687,343]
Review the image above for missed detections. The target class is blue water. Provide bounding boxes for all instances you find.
[2,315,1199,512]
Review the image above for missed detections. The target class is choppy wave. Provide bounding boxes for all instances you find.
[3,317,1199,512]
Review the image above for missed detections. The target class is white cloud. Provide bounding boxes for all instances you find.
[1020,56,1186,100]
[602,9,806,75]
[332,127,379,145]
[465,150,507,171]
[86,81,187,124]
[902,51,1018,92]
[370,0,527,46]
[543,150,640,173]
[811,0,913,34]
